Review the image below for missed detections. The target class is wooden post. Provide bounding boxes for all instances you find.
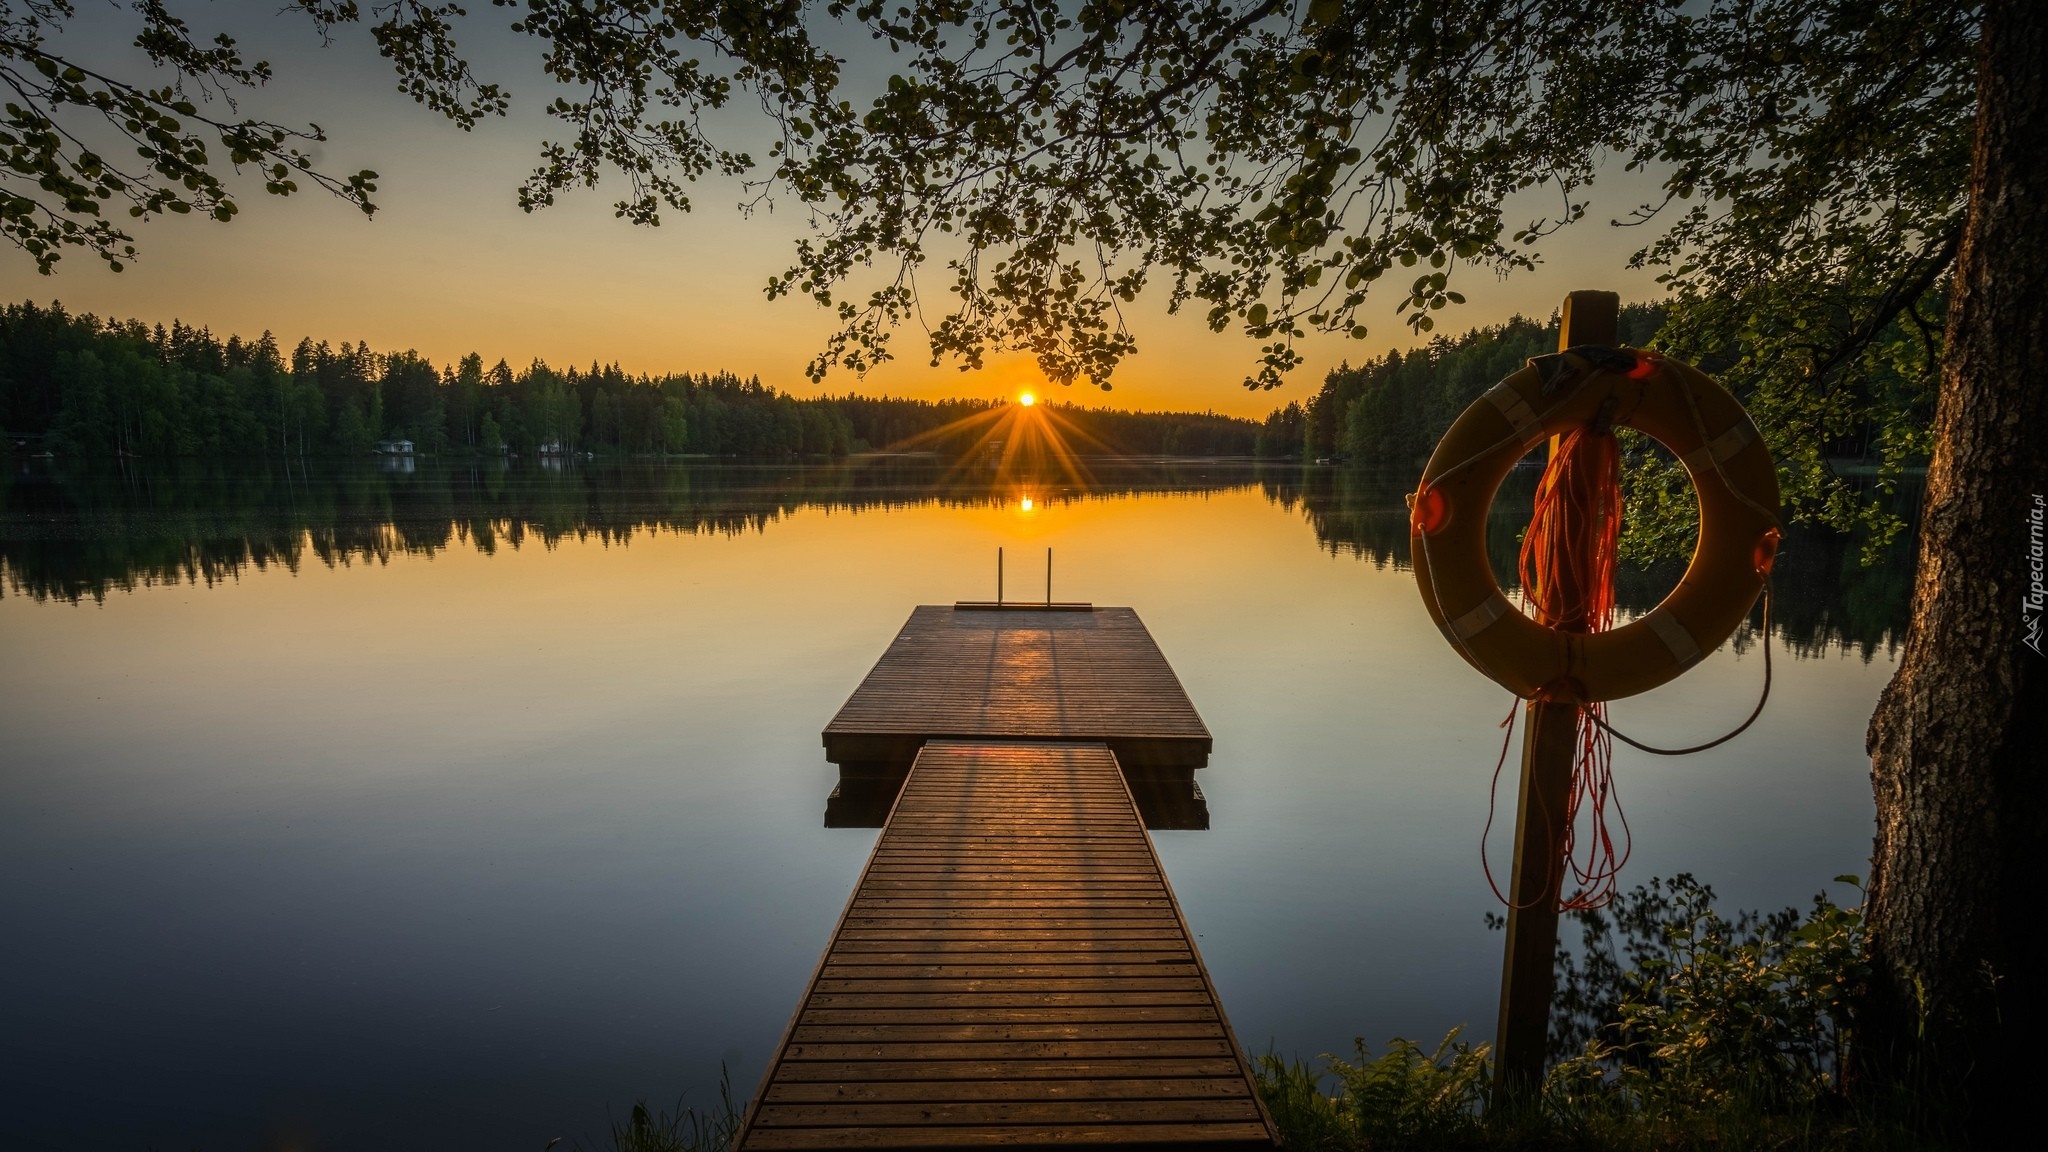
[1493,290,1619,1093]
[997,546,1004,606]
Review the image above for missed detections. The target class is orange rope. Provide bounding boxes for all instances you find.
[1519,425,1621,634]
[1510,425,1632,912]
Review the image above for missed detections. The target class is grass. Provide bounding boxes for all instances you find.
[1253,1044,1958,1152]
[546,1066,740,1152]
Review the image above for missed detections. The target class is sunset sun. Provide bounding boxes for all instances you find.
[1018,392,1035,406]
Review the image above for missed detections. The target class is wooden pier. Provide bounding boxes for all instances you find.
[738,606,1275,1151]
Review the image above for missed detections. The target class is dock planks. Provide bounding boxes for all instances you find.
[736,741,1275,1151]
[822,607,1212,773]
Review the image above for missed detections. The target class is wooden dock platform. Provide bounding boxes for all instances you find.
[822,607,1212,775]
[736,741,1275,1150]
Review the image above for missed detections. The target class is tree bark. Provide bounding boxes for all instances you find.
[1866,0,2047,1109]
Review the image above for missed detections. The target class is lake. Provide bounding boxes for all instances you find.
[0,457,1912,1150]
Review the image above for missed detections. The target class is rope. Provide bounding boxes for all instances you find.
[1479,695,1631,912]
[1585,580,1774,756]
[1517,422,1631,911]
[1480,698,1542,909]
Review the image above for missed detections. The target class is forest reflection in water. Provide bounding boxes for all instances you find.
[0,455,1914,658]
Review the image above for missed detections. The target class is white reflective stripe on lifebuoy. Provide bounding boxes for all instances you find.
[1449,590,1514,640]
[1679,419,1756,474]
[1644,607,1704,668]
[1484,381,1546,449]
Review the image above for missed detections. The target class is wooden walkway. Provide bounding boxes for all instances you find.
[736,741,1274,1150]
[822,607,1212,774]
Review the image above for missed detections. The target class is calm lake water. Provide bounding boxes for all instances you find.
[0,458,1912,1150]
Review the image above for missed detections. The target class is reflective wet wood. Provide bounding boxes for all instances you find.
[736,741,1275,1151]
[822,607,1212,772]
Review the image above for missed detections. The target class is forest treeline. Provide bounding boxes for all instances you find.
[1253,306,1670,461]
[0,301,1258,459]
[1254,301,1931,468]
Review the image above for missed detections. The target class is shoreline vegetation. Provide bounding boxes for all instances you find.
[1248,875,1956,1151]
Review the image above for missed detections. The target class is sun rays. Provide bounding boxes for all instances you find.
[874,390,1125,503]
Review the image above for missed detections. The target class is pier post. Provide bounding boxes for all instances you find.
[1493,290,1619,1092]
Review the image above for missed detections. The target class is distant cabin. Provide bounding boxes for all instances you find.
[537,441,564,455]
[374,439,415,455]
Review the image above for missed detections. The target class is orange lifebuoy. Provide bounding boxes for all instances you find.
[1411,346,1780,704]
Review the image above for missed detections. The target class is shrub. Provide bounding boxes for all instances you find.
[1548,873,1866,1115]
[1253,875,1955,1151]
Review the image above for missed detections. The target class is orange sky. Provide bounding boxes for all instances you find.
[0,9,1669,419]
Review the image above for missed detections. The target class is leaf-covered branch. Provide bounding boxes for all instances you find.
[0,0,380,272]
[290,1,510,129]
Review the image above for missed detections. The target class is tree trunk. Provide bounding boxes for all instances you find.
[1865,0,2047,1109]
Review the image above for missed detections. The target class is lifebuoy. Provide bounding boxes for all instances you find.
[1410,346,1780,703]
